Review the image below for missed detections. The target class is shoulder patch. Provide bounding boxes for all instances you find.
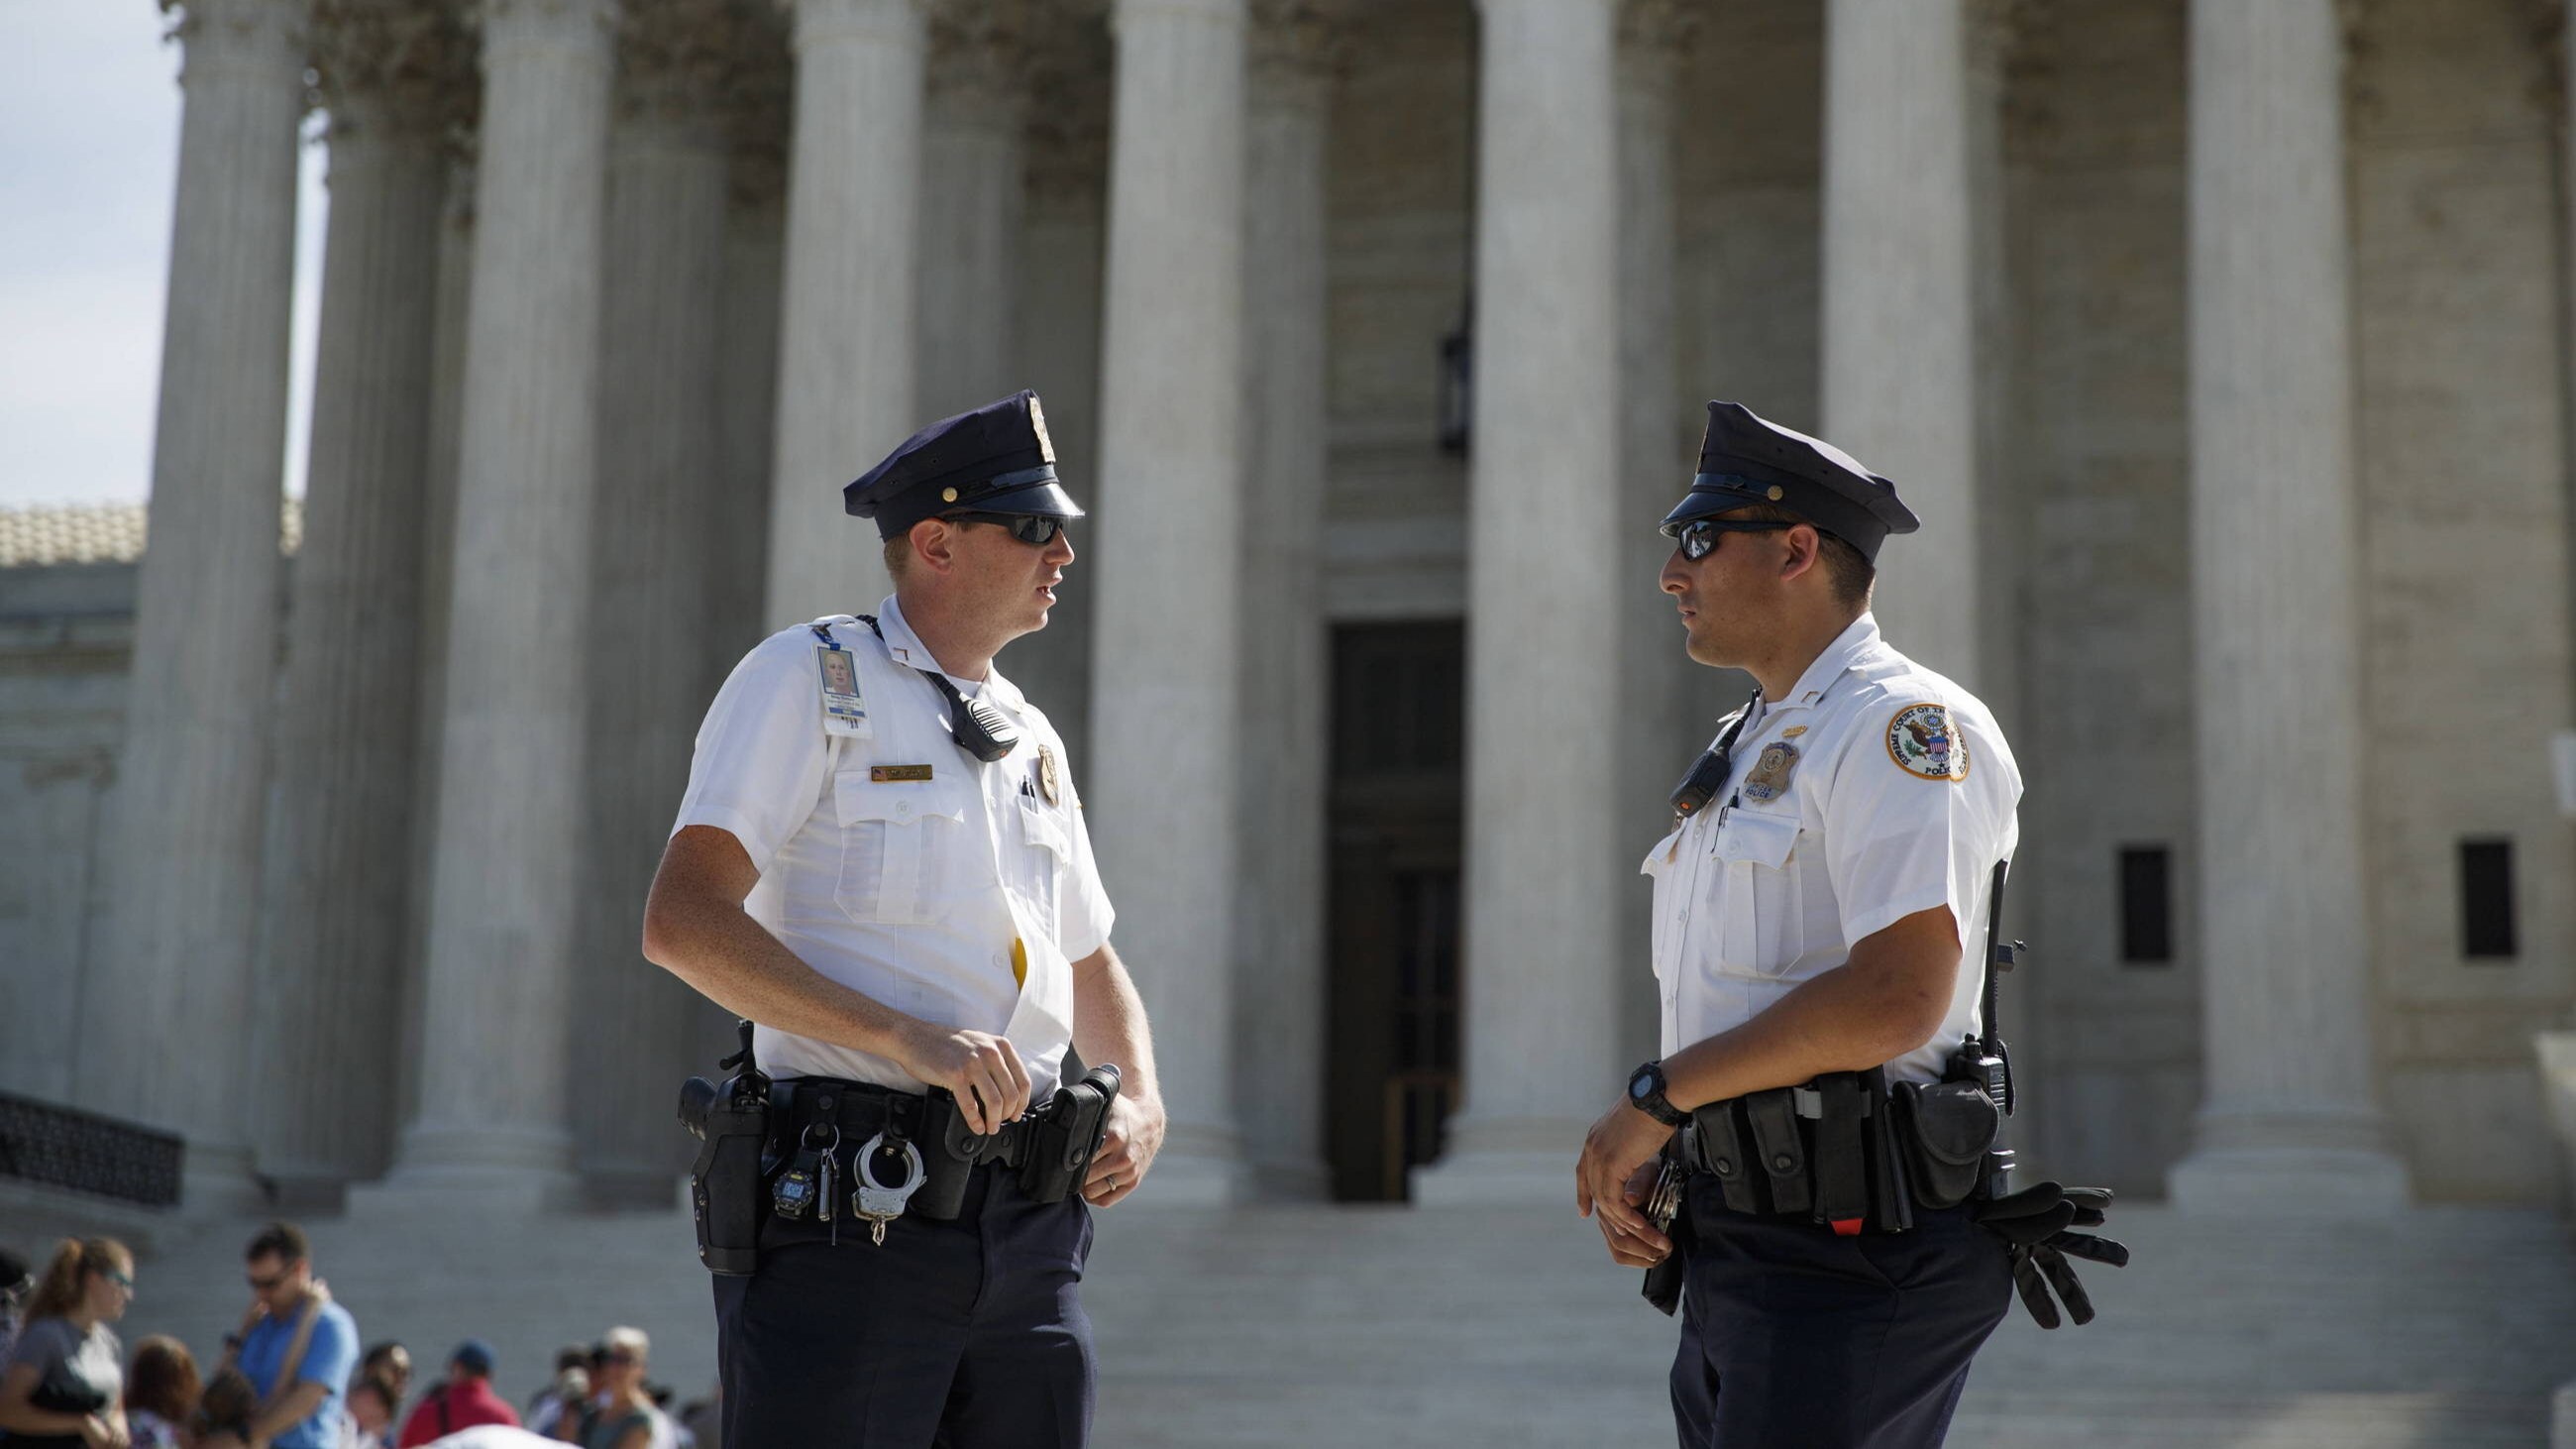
[1884,702,1969,782]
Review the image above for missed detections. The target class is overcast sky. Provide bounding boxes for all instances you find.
[1,3,329,508]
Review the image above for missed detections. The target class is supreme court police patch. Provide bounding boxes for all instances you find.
[1741,740,1801,802]
[1886,703,1969,782]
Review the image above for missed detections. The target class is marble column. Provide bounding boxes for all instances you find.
[1231,0,1342,1200]
[367,0,620,1210]
[251,0,469,1198]
[1613,0,1697,1066]
[916,0,1025,420]
[1819,0,1980,684]
[1415,0,1622,1204]
[708,15,790,684]
[81,0,307,1212]
[573,0,737,1205]
[765,0,930,627]
[1002,15,1110,765]
[1089,0,1251,1203]
[399,149,479,1138]
[2167,0,2408,1212]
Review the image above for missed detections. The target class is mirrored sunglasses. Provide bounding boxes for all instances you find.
[1661,516,1795,561]
[945,511,1067,547]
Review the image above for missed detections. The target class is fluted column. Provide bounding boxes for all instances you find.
[2167,0,2407,1212]
[400,148,479,1138]
[1090,0,1251,1202]
[369,0,620,1209]
[1416,0,1622,1204]
[708,12,790,680]
[1613,0,1697,1064]
[82,0,307,1212]
[1001,14,1110,764]
[1232,0,1342,1199]
[251,0,471,1198]
[1819,0,1980,683]
[916,0,1025,419]
[574,0,737,1204]
[764,0,930,627]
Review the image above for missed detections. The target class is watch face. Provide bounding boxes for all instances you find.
[1630,1071,1655,1100]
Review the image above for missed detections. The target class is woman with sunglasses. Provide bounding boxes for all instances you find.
[0,1238,135,1449]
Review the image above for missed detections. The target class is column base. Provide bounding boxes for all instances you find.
[1409,1117,1586,1207]
[1245,1154,1332,1203]
[2167,1105,2410,1214]
[350,1124,583,1217]
[2167,1148,2409,1215]
[180,1141,270,1218]
[1123,1121,1250,1207]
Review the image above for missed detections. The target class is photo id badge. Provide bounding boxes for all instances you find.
[816,643,870,739]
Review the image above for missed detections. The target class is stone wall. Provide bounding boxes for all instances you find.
[0,564,136,1103]
[2350,0,2576,1203]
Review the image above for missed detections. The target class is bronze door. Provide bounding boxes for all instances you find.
[1325,621,1464,1202]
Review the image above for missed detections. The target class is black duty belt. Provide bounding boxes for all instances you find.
[1677,1067,1915,1237]
[767,1063,1122,1227]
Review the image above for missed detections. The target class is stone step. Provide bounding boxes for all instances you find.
[19,1186,2571,1446]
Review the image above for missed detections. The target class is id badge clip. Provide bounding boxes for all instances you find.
[810,623,871,739]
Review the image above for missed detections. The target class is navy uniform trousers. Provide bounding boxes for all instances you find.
[1670,1186,2013,1448]
[713,1164,1096,1448]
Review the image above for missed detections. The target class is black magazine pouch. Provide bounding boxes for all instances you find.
[1891,1078,1999,1210]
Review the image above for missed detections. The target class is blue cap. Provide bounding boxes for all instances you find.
[1660,401,1920,563]
[451,1339,495,1377]
[843,390,1086,541]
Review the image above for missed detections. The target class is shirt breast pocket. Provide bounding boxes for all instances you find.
[834,772,970,925]
[1708,809,1803,976]
[1017,794,1072,929]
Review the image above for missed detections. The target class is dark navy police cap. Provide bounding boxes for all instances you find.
[844,389,1086,541]
[1659,400,1920,563]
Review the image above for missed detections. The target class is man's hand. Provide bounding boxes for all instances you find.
[895,1024,1031,1134]
[1591,1160,1669,1268]
[1576,1098,1674,1262]
[1082,1092,1166,1208]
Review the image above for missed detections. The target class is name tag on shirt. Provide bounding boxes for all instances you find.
[816,643,870,738]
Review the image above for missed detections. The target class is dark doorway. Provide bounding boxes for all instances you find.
[1325,621,1465,1202]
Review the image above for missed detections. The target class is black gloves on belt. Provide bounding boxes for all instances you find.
[1974,1181,2128,1329]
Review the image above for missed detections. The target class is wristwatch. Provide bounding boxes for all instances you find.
[1626,1060,1689,1128]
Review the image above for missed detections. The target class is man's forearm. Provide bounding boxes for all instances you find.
[1069,943,1159,1105]
[644,888,920,1061]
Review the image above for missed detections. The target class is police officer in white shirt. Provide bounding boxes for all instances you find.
[1574,402,2118,1447]
[641,390,1166,1448]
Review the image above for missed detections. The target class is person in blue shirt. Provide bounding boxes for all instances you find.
[226,1223,357,1449]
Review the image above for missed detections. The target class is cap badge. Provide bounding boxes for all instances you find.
[1741,741,1800,803]
[1885,703,1969,782]
[1028,395,1055,464]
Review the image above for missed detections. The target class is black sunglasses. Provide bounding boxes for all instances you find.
[1661,517,1795,562]
[945,511,1068,547]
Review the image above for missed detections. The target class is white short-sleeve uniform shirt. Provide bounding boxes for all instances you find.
[1644,613,2021,1087]
[671,595,1115,1099]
